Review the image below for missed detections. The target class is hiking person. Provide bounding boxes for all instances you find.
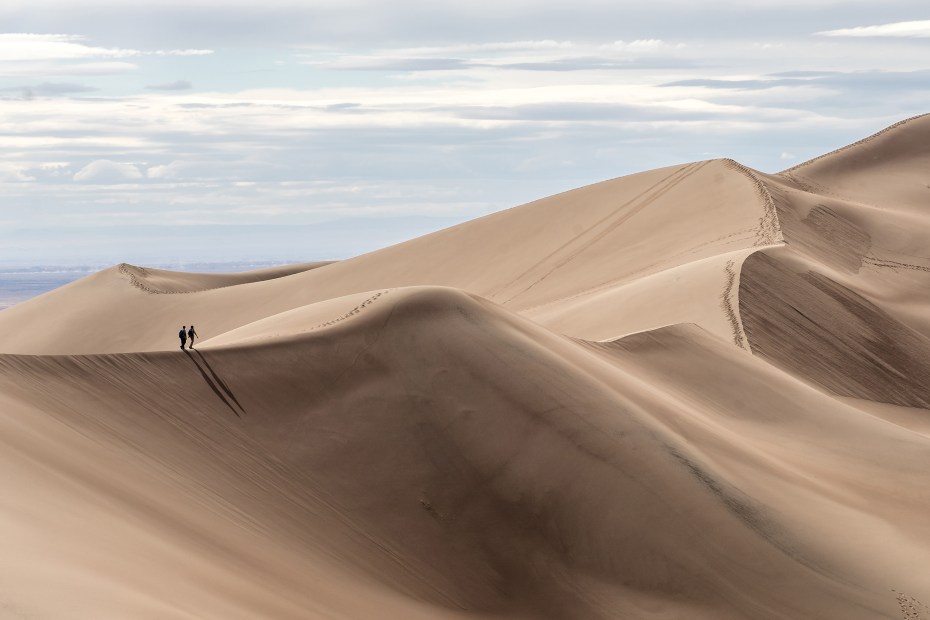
[179,325,187,350]
[188,325,198,350]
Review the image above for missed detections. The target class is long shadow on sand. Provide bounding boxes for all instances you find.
[192,349,247,415]
[183,349,245,418]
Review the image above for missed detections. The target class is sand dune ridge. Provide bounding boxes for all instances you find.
[117,261,332,295]
[780,112,930,175]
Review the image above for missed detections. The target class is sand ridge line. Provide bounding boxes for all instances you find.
[500,161,710,305]
[308,290,392,332]
[117,263,315,296]
[779,112,930,175]
[120,262,249,295]
[721,159,783,247]
[119,263,169,294]
[720,259,748,349]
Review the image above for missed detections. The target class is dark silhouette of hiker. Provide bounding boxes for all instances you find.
[188,325,198,349]
[179,325,187,350]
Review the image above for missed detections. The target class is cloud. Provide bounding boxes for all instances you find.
[73,160,143,182]
[323,57,471,71]
[0,82,99,98]
[437,101,729,122]
[0,164,35,182]
[817,20,930,38]
[317,40,575,56]
[147,79,193,90]
[153,49,214,56]
[599,39,675,51]
[662,70,930,94]
[0,33,212,61]
[498,56,693,71]
[0,7,928,267]
[662,78,803,90]
[0,2,924,54]
[0,33,137,61]
[310,38,693,74]
[0,60,139,78]
[31,81,98,94]
[147,161,195,179]
[0,33,210,79]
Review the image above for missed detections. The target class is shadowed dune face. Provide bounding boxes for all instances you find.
[2,116,930,618]
[738,113,930,406]
[739,250,930,408]
[1,289,925,619]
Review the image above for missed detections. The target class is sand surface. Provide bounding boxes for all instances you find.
[1,115,929,618]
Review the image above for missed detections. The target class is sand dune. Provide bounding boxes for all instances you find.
[1,115,929,618]
[0,158,777,353]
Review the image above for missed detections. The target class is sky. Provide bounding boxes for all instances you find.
[1,0,929,267]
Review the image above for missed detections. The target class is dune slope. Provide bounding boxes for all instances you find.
[1,288,926,618]
[739,113,930,405]
[0,158,778,353]
[2,115,930,618]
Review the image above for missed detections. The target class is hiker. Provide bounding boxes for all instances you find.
[188,325,198,350]
[179,325,187,350]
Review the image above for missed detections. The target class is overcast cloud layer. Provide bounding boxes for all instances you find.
[1,1,929,266]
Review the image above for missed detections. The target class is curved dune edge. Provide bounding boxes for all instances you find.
[0,287,926,618]
[778,112,930,175]
[736,115,930,406]
[739,248,930,408]
[720,159,782,247]
[117,260,335,295]
[200,288,394,347]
